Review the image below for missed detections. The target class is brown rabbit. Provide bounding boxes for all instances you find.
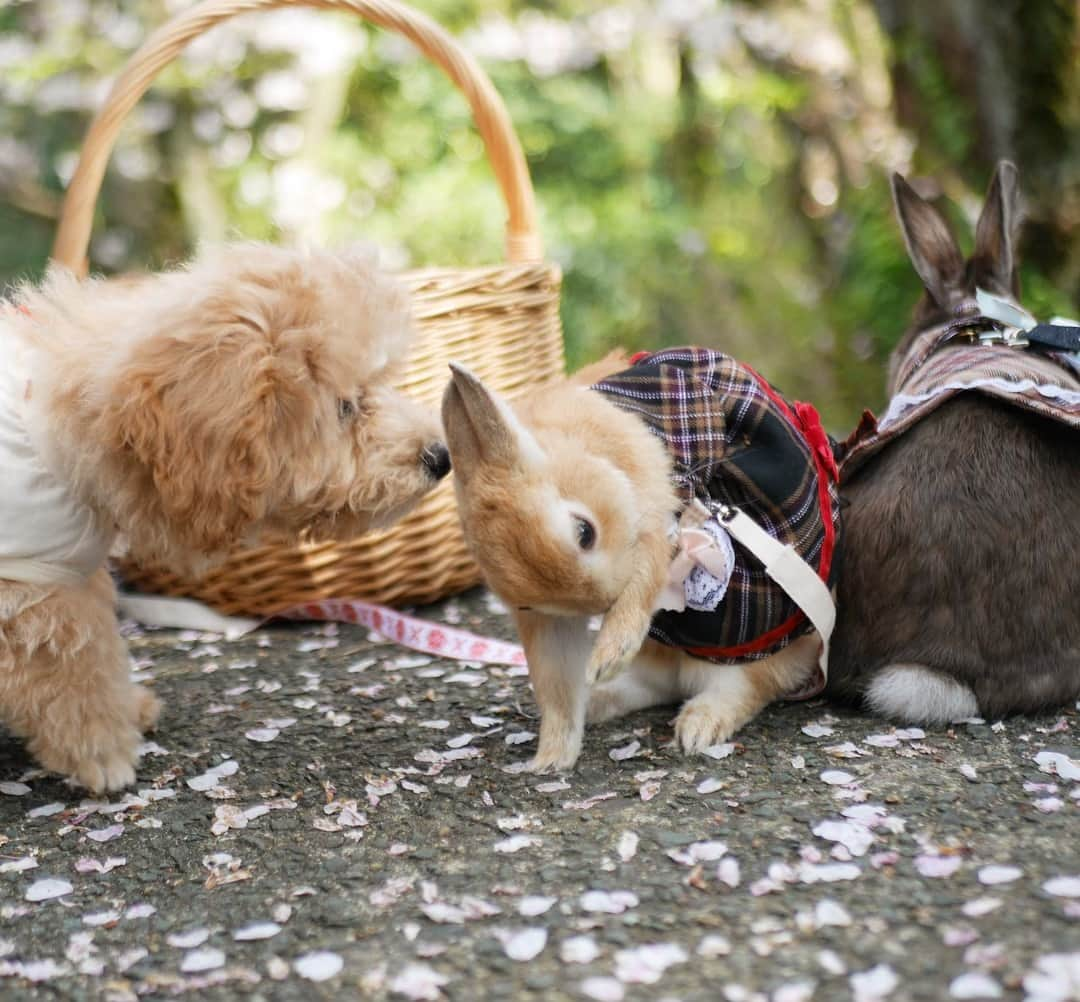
[829,161,1080,723]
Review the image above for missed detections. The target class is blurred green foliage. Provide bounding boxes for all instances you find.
[1,0,1076,432]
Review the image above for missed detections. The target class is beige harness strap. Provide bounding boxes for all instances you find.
[720,507,835,678]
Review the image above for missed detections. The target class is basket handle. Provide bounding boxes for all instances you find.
[51,0,543,276]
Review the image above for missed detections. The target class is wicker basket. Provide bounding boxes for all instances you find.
[51,0,564,616]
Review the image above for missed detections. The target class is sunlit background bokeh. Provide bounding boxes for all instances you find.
[1,0,1077,429]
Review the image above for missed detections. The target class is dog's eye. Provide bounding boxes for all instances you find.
[575,516,596,551]
[337,398,357,421]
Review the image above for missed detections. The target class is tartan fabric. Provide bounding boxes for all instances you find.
[839,314,1080,477]
[592,348,841,669]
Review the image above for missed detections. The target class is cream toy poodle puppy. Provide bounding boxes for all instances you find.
[0,243,449,791]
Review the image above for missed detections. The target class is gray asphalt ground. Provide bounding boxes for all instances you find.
[1,588,1078,1002]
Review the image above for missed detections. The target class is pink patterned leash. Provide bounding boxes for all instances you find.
[116,591,527,667]
[276,599,527,666]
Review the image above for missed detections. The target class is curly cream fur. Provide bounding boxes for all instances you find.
[1,243,445,791]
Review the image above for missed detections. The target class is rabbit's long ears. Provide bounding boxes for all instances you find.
[973,161,1021,297]
[442,364,542,481]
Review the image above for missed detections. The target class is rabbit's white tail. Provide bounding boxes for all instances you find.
[865,665,978,724]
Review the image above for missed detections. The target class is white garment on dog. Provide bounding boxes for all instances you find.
[0,320,113,586]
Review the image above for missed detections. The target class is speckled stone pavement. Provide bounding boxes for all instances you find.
[1,589,1078,1002]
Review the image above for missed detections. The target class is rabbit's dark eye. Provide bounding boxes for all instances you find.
[337,398,357,421]
[575,516,596,551]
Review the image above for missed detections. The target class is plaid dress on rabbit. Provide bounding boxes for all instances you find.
[592,348,841,694]
[839,300,1080,477]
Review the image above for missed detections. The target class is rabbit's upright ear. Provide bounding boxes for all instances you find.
[891,172,965,308]
[973,161,1022,297]
[442,364,541,483]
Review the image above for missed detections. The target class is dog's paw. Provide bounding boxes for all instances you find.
[132,686,162,733]
[72,751,138,794]
[673,697,743,755]
[31,727,141,794]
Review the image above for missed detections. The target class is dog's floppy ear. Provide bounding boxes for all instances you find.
[442,364,540,480]
[891,172,965,308]
[106,327,283,556]
[973,160,1021,298]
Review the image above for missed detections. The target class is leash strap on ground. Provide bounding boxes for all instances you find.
[116,592,528,666]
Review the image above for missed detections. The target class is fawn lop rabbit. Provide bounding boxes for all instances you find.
[443,352,838,771]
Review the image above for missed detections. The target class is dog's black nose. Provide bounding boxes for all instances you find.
[421,442,451,480]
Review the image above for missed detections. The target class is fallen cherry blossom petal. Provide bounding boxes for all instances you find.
[698,934,732,957]
[81,910,120,927]
[717,857,741,888]
[1034,750,1080,781]
[799,862,861,883]
[0,856,37,874]
[820,770,855,786]
[801,722,834,738]
[851,963,899,1001]
[580,976,625,1001]
[27,802,65,818]
[614,942,688,984]
[580,890,639,914]
[187,760,239,792]
[639,781,661,802]
[813,819,874,857]
[609,740,641,761]
[819,949,847,975]
[85,823,123,843]
[1043,876,1080,899]
[294,950,344,982]
[977,865,1022,886]
[518,896,556,917]
[916,854,963,878]
[949,971,1003,999]
[617,831,639,862]
[234,922,282,941]
[825,742,866,759]
[494,835,541,854]
[0,781,31,795]
[499,927,547,961]
[774,982,816,1002]
[667,840,728,866]
[26,878,73,902]
[181,947,225,973]
[125,903,156,919]
[703,743,735,760]
[245,727,280,743]
[167,928,210,949]
[535,780,570,794]
[1021,953,1080,1002]
[74,856,125,874]
[389,962,449,999]
[962,897,1003,918]
[815,899,852,927]
[560,935,600,964]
